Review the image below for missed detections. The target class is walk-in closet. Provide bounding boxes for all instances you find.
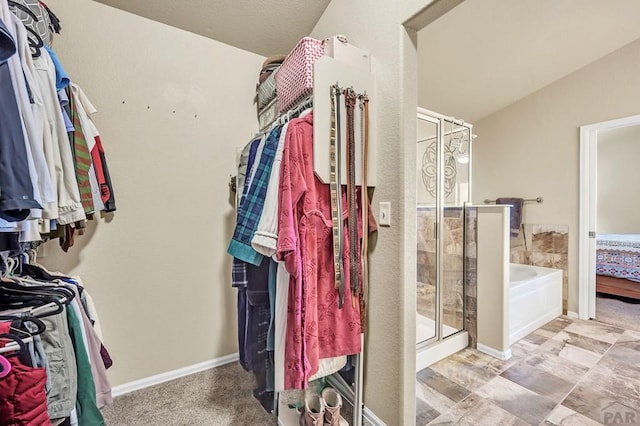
[1,0,422,424]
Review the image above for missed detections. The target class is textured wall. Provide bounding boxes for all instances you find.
[311,1,437,424]
[41,0,263,386]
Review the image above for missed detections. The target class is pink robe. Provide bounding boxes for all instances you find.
[277,113,376,389]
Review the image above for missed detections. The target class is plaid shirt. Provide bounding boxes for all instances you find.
[232,258,248,288]
[235,138,260,209]
[228,126,282,265]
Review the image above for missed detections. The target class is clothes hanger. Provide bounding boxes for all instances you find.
[24,26,44,57]
[7,0,45,57]
[39,1,62,34]
[8,256,22,276]
[5,258,15,276]
[0,281,69,317]
[1,255,7,279]
[7,0,39,21]
[0,354,11,378]
[0,299,65,320]
[0,286,59,310]
[20,263,71,283]
[0,333,28,356]
[11,316,46,336]
[28,249,38,264]
[0,277,75,302]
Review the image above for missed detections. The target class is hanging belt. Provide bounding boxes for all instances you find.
[359,93,370,332]
[345,89,359,307]
[330,84,345,308]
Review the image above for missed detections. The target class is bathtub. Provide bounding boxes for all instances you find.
[509,263,563,345]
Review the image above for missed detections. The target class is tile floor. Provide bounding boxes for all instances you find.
[416,316,640,425]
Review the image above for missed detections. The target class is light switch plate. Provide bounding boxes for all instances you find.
[379,202,391,226]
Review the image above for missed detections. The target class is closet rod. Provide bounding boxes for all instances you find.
[0,297,68,354]
[0,336,33,354]
[260,96,313,132]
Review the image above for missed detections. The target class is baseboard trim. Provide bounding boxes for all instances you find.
[567,311,580,319]
[477,343,512,361]
[112,352,239,397]
[363,406,386,426]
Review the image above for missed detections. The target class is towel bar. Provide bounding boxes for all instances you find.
[484,197,543,204]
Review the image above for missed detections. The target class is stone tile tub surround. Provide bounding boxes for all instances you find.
[511,224,569,313]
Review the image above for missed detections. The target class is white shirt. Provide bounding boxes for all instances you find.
[8,13,56,219]
[33,49,85,225]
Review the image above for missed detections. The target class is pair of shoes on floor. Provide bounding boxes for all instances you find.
[299,387,343,426]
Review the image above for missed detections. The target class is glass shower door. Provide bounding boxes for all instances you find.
[416,115,439,345]
[441,122,471,339]
[416,109,472,346]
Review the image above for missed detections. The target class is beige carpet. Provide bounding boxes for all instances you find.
[596,295,640,331]
[101,362,277,425]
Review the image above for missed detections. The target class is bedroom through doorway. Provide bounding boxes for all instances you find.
[593,124,640,330]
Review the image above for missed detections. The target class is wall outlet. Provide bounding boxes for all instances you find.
[379,202,391,226]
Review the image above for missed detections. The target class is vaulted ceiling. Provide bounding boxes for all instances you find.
[418,0,640,122]
[94,0,640,123]
[93,0,331,56]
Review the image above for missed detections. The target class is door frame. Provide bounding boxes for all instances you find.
[578,114,640,319]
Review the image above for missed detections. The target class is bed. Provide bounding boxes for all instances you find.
[596,234,640,299]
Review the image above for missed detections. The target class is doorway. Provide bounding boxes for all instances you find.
[578,115,640,330]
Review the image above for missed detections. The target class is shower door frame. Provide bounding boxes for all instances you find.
[416,107,473,350]
[416,111,442,346]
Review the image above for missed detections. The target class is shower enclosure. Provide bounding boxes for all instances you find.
[416,107,473,361]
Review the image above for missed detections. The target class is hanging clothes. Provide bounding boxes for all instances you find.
[0,15,41,222]
[69,83,116,213]
[0,260,111,425]
[228,126,282,265]
[7,12,56,217]
[0,322,51,426]
[33,47,84,225]
[0,3,114,423]
[0,0,116,247]
[276,113,377,389]
[40,310,78,420]
[65,305,105,426]
[251,121,290,257]
[230,95,376,401]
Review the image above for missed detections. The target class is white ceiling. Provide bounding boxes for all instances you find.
[93,0,640,122]
[418,0,640,123]
[93,0,331,57]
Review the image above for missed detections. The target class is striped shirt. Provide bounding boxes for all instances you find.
[68,88,95,213]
